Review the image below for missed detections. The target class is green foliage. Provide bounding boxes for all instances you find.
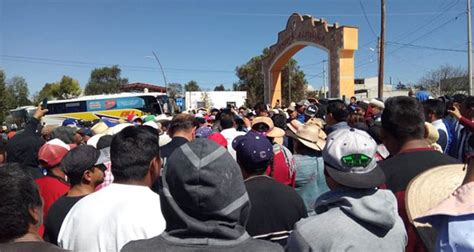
[0,70,6,123]
[235,49,308,107]
[84,65,128,95]
[184,80,201,91]
[213,84,226,91]
[33,75,81,104]
[5,76,31,108]
[167,83,183,98]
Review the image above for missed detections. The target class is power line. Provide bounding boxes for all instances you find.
[386,41,467,52]
[359,0,378,38]
[387,11,466,56]
[0,55,235,73]
[390,0,460,43]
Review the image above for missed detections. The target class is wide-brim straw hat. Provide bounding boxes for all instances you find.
[287,121,326,151]
[105,123,133,135]
[252,116,285,138]
[91,122,109,135]
[406,164,467,251]
[424,122,439,145]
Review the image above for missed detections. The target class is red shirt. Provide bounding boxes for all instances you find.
[35,175,70,236]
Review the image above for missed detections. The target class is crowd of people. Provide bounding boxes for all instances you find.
[0,92,473,252]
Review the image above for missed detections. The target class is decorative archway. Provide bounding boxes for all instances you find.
[263,13,358,106]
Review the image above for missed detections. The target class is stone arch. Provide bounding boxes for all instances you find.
[263,13,358,106]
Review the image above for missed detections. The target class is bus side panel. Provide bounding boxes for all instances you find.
[42,109,144,125]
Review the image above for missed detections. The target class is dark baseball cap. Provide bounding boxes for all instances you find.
[232,131,273,169]
[304,104,319,118]
[61,145,110,176]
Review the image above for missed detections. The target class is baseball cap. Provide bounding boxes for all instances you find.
[297,99,310,107]
[232,131,273,169]
[208,132,228,148]
[62,145,110,176]
[38,138,76,168]
[196,126,213,138]
[322,128,385,189]
[304,104,318,118]
[62,118,78,127]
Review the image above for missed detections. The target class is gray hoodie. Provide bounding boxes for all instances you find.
[286,187,407,252]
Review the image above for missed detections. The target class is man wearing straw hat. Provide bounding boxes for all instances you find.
[287,128,407,251]
[287,121,329,215]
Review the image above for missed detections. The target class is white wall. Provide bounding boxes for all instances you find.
[184,91,247,110]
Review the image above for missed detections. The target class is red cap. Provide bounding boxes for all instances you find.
[208,133,228,148]
[38,139,76,168]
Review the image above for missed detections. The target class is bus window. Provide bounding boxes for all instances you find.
[47,102,86,114]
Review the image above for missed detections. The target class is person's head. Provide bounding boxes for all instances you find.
[0,163,43,243]
[369,98,385,116]
[289,124,326,154]
[233,131,273,178]
[168,114,198,140]
[219,109,237,130]
[161,139,250,235]
[254,102,268,117]
[304,104,318,121]
[271,113,287,130]
[38,138,75,170]
[322,128,385,190]
[460,96,474,120]
[451,93,467,110]
[96,135,113,150]
[355,101,368,116]
[382,96,425,155]
[61,145,107,187]
[110,126,160,186]
[422,99,446,122]
[350,96,357,104]
[51,126,77,144]
[326,99,349,125]
[347,113,366,128]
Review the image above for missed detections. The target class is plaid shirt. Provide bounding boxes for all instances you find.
[96,161,113,191]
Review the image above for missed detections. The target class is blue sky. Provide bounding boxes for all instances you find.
[0,0,470,95]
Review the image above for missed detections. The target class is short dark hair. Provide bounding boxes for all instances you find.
[220,109,236,129]
[423,99,446,120]
[0,163,42,243]
[327,100,349,122]
[356,101,368,111]
[272,114,287,130]
[254,102,267,114]
[110,126,160,182]
[382,96,425,142]
[168,114,197,136]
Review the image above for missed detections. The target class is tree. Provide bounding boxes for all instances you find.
[200,92,213,109]
[235,48,307,106]
[417,65,468,96]
[6,76,31,108]
[32,75,81,104]
[167,83,183,98]
[53,76,81,99]
[0,70,6,123]
[184,80,201,91]
[214,84,225,91]
[84,65,128,95]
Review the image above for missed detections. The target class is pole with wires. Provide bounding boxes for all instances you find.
[378,0,385,99]
[468,0,473,95]
[151,51,168,94]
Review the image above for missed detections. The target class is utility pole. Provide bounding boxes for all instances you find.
[151,51,168,94]
[288,63,292,104]
[322,60,327,98]
[378,0,385,99]
[468,0,473,95]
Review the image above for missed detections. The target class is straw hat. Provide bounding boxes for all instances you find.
[287,119,327,145]
[406,164,467,251]
[252,116,285,138]
[105,123,133,135]
[91,122,109,135]
[287,123,326,151]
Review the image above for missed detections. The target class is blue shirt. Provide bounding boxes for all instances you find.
[434,214,474,252]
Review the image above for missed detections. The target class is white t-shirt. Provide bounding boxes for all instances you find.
[58,183,165,251]
[220,128,245,160]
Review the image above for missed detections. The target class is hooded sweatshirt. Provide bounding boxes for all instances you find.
[122,139,282,252]
[286,187,407,252]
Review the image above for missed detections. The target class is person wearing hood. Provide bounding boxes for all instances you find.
[287,128,407,251]
[122,139,282,252]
